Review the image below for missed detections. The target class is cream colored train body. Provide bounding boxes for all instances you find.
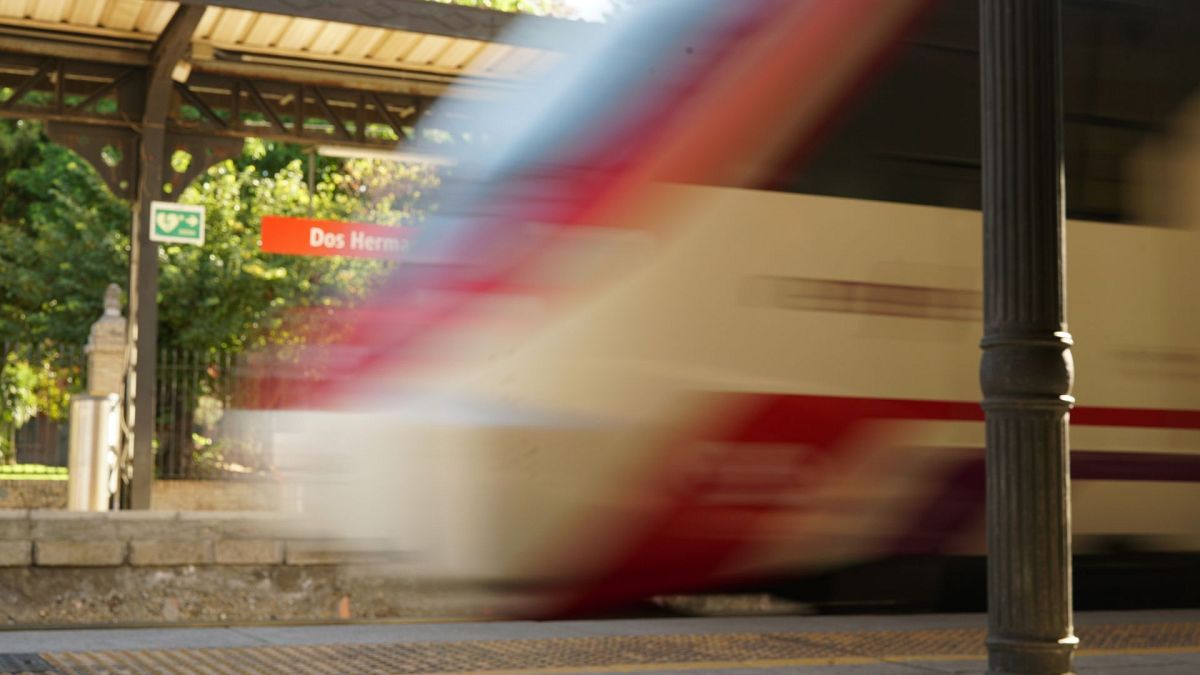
[273,183,1200,605]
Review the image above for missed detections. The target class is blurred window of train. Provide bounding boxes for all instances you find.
[760,0,1200,229]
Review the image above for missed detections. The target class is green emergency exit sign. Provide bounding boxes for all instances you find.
[149,201,205,245]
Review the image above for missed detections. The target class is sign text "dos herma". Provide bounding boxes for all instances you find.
[259,215,413,260]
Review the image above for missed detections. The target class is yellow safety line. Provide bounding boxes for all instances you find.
[35,631,1200,674]
[478,646,1200,674]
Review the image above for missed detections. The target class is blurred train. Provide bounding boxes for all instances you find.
[255,0,1200,614]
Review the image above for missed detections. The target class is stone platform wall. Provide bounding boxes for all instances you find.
[0,481,65,510]
[0,480,283,511]
[149,479,284,511]
[0,510,508,626]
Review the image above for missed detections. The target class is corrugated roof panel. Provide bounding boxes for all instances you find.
[402,35,452,66]
[242,13,288,47]
[194,5,219,35]
[463,43,515,75]
[0,0,558,84]
[529,50,565,76]
[0,0,31,21]
[371,31,422,62]
[31,0,66,23]
[100,0,144,32]
[438,39,485,70]
[310,21,355,54]
[210,7,256,43]
[486,46,543,77]
[340,27,386,60]
[134,0,176,34]
[66,0,106,26]
[276,17,323,51]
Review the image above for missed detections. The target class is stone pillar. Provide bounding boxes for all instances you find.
[980,1,1077,673]
[73,284,125,511]
[85,284,127,397]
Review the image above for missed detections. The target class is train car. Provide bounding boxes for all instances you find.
[261,0,1200,614]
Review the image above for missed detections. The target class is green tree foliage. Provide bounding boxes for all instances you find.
[0,120,129,360]
[0,119,125,456]
[163,138,439,352]
[0,120,438,453]
[435,0,620,20]
[443,0,558,14]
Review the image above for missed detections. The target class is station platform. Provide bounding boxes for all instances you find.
[1,610,1198,674]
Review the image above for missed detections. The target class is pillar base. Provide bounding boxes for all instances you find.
[987,635,1077,674]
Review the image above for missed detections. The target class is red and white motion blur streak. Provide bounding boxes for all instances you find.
[237,0,1200,617]
[259,0,927,394]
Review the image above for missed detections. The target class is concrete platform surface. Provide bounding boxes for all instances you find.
[0,610,1197,673]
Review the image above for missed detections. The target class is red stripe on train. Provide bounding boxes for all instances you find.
[737,393,1200,434]
[1073,406,1200,430]
[547,393,1200,617]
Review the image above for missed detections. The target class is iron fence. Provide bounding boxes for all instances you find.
[1,341,86,466]
[154,348,279,480]
[2,342,280,479]
[12,416,69,466]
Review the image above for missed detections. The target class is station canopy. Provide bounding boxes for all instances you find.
[0,0,597,198]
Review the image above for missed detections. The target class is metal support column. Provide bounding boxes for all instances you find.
[126,5,206,509]
[980,1,1076,673]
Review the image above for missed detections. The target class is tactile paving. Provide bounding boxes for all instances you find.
[32,621,1200,674]
[0,653,55,674]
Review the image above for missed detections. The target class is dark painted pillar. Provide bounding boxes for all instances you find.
[980,1,1076,673]
[126,5,207,509]
[126,128,164,510]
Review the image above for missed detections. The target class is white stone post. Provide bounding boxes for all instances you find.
[85,284,128,398]
[68,284,127,511]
